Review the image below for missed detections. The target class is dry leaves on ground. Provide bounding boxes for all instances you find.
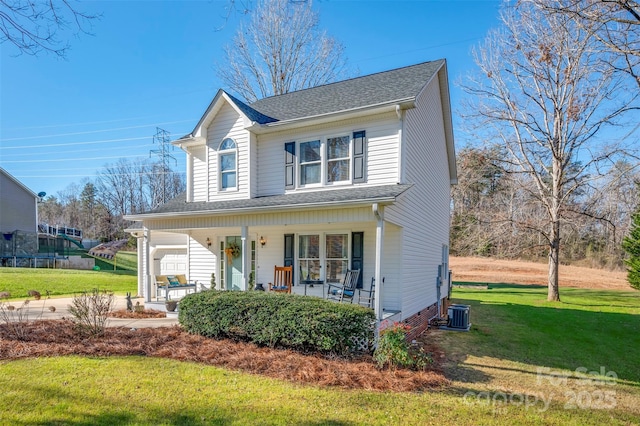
[0,320,448,392]
[109,309,167,319]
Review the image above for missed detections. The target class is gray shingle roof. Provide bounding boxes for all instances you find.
[224,92,277,124]
[247,60,444,123]
[132,184,412,217]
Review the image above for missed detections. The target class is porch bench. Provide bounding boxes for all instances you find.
[156,275,198,300]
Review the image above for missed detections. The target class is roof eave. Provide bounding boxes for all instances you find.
[247,98,416,134]
[124,196,400,221]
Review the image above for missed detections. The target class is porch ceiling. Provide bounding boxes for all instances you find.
[125,184,412,220]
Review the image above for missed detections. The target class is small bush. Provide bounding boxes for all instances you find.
[68,289,115,336]
[0,292,51,340]
[374,322,433,370]
[178,290,375,355]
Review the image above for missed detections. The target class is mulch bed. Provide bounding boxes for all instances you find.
[0,320,448,392]
[109,309,167,319]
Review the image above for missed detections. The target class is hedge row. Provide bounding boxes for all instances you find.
[178,290,375,354]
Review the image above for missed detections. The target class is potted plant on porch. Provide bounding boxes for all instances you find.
[165,299,178,312]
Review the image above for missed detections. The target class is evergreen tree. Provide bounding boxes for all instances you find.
[622,198,640,290]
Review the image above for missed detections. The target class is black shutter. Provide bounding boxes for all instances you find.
[284,142,296,189]
[284,233,294,284]
[352,131,366,183]
[351,232,364,288]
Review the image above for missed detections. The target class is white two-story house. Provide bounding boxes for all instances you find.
[126,59,457,335]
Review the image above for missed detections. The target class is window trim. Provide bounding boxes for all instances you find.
[298,139,322,187]
[325,134,351,185]
[285,130,366,190]
[218,138,237,191]
[295,231,351,285]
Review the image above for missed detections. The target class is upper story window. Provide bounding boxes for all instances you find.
[285,131,366,189]
[300,140,321,185]
[327,136,350,183]
[218,138,237,190]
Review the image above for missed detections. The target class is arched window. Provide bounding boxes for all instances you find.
[218,138,237,190]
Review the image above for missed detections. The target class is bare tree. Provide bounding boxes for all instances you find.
[530,0,640,88]
[217,0,350,102]
[0,0,99,57]
[461,1,638,301]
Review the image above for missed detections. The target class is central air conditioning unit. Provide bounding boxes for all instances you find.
[447,304,471,331]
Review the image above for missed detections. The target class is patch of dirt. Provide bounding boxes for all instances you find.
[0,320,449,392]
[450,256,631,290]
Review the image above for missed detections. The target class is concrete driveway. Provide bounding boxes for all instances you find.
[2,295,179,328]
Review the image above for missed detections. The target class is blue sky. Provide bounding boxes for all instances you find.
[0,0,502,196]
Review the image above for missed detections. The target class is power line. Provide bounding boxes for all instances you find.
[0,119,193,142]
[2,115,176,132]
[0,144,156,158]
[0,154,151,164]
[0,135,153,150]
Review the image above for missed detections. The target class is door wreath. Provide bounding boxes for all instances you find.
[224,241,241,263]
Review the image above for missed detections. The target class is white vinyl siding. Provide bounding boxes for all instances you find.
[380,223,402,311]
[0,171,37,233]
[206,103,249,200]
[188,233,217,287]
[257,112,400,196]
[386,74,452,319]
[190,145,207,202]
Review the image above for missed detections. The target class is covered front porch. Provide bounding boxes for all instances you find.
[128,203,404,323]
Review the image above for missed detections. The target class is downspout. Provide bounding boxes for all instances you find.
[186,151,193,202]
[396,104,405,184]
[373,203,384,322]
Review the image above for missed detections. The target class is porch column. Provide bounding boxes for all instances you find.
[373,204,384,321]
[241,226,248,291]
[143,227,151,302]
[137,236,144,297]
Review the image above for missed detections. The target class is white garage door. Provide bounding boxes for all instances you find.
[159,250,187,276]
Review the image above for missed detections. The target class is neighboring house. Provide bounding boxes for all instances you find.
[0,168,39,258]
[126,59,457,335]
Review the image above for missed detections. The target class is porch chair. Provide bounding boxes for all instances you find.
[358,277,376,308]
[155,275,168,301]
[270,266,293,293]
[326,269,360,303]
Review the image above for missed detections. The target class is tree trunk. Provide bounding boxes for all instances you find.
[548,218,561,302]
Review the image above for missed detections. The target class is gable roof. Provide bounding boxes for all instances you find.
[248,59,445,123]
[183,59,447,140]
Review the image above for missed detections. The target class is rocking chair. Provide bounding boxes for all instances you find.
[270,266,293,293]
[326,269,360,303]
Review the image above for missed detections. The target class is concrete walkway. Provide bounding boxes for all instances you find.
[3,295,179,328]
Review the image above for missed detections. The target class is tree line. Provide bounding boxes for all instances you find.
[451,145,639,270]
[38,159,184,242]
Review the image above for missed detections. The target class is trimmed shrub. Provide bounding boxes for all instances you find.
[373,322,433,371]
[178,290,375,354]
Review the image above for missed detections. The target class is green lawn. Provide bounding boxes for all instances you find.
[0,356,636,425]
[92,251,138,272]
[0,282,638,424]
[447,284,640,383]
[0,268,137,298]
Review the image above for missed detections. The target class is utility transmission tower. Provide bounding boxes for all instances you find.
[150,127,176,206]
